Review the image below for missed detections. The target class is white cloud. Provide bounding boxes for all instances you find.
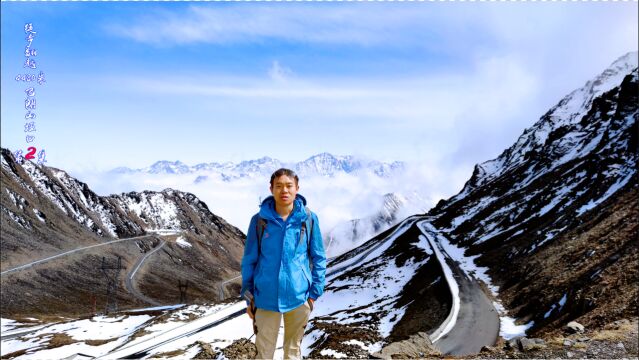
[90,4,639,171]
[103,52,541,168]
[103,4,637,67]
[268,61,293,82]
[69,159,463,256]
[107,52,538,123]
[103,5,452,48]
[64,4,637,232]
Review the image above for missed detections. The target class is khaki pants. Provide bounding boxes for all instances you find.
[254,301,311,360]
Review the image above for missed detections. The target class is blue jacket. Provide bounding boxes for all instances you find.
[241,194,326,313]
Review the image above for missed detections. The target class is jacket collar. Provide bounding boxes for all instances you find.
[259,193,308,224]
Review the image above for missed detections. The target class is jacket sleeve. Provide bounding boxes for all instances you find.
[241,214,259,304]
[309,212,327,300]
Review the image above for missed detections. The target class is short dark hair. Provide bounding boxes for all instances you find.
[270,168,299,186]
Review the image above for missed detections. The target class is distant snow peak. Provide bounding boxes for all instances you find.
[383,192,405,208]
[108,153,405,180]
[194,175,208,184]
[325,191,429,258]
[146,160,191,175]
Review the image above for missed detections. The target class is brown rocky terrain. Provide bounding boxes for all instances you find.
[498,185,638,339]
[468,318,639,359]
[427,63,638,343]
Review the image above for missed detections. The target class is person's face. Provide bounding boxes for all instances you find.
[270,175,299,208]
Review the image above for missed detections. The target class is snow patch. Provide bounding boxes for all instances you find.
[2,207,32,230]
[320,349,348,358]
[493,301,535,340]
[342,339,370,350]
[176,236,192,248]
[33,208,46,223]
[417,221,460,343]
[576,171,634,215]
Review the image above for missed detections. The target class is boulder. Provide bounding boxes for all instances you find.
[194,341,220,359]
[563,339,574,347]
[221,338,257,359]
[566,321,585,334]
[370,332,440,359]
[519,337,547,351]
[506,336,523,351]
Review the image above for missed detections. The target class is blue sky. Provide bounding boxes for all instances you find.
[1,2,637,175]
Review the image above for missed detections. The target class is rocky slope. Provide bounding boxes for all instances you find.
[1,149,246,316]
[427,52,638,338]
[303,216,452,358]
[300,52,638,358]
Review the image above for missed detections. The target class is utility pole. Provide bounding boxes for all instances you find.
[178,280,188,304]
[101,256,122,314]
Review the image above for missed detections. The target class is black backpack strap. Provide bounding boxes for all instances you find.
[297,207,313,249]
[305,207,313,247]
[256,216,267,260]
[304,208,314,271]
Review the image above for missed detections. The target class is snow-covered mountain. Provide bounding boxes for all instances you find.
[146,160,192,175]
[1,149,246,316]
[301,52,638,356]
[427,51,638,336]
[433,51,636,250]
[2,149,243,241]
[109,152,405,180]
[455,51,637,194]
[293,153,404,178]
[325,192,429,258]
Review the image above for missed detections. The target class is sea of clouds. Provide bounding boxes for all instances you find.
[69,159,470,257]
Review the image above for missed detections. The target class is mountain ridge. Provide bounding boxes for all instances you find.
[1,148,247,316]
[109,152,405,179]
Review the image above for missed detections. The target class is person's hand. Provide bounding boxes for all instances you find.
[307,298,315,311]
[247,300,256,319]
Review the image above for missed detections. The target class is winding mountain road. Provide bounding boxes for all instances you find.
[0,234,159,276]
[418,222,500,355]
[124,240,167,306]
[2,233,174,307]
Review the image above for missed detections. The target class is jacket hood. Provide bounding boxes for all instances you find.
[259,193,309,223]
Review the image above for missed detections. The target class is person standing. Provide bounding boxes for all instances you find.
[241,168,326,359]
